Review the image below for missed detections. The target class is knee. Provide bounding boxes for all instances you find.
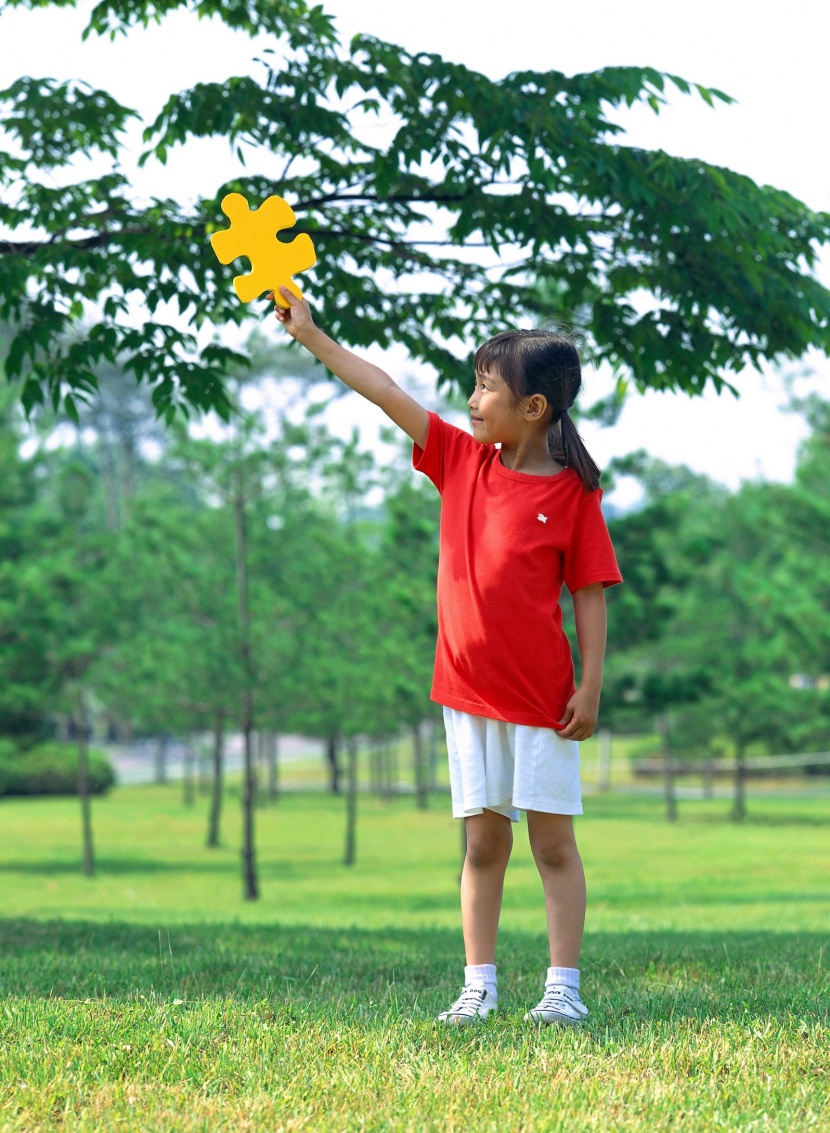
[464,829,512,871]
[531,835,578,873]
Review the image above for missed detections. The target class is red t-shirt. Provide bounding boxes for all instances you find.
[413,412,622,729]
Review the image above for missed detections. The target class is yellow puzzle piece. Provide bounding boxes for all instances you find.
[209,192,316,306]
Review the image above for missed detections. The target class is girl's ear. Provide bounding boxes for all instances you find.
[523,393,549,421]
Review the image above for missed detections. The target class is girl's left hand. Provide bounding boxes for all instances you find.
[559,684,601,740]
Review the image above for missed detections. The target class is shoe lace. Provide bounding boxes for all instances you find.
[449,986,487,1014]
[539,986,577,1010]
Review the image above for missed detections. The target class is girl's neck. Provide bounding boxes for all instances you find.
[498,431,564,476]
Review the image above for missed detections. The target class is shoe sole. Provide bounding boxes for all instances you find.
[524,1011,584,1026]
[435,1012,495,1026]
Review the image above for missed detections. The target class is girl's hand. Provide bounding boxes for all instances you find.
[559,683,601,741]
[268,287,315,342]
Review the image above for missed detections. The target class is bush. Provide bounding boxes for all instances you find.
[0,741,115,797]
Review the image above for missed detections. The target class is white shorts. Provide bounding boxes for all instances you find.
[443,707,582,823]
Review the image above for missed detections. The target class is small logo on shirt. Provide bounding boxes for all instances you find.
[537,513,548,524]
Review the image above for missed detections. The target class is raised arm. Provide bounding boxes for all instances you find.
[271,287,429,449]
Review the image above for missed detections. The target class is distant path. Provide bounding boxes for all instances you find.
[106,734,324,786]
[105,740,830,799]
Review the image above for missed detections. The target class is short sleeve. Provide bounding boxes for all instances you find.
[563,488,623,593]
[412,411,479,495]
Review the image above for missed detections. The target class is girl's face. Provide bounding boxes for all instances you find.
[467,369,528,445]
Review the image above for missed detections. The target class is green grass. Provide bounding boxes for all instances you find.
[1,786,829,1131]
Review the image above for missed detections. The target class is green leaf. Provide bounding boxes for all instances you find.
[0,0,827,422]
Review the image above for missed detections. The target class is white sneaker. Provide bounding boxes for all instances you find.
[524,985,588,1026]
[436,985,495,1026]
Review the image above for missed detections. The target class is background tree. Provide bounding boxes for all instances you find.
[379,466,441,808]
[600,453,725,745]
[778,394,830,753]
[95,477,242,845]
[600,407,830,818]
[0,390,51,740]
[666,486,796,820]
[10,449,122,872]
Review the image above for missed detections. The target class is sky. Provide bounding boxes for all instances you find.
[2,0,829,500]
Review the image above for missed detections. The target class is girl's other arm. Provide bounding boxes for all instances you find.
[272,287,429,449]
[559,583,607,740]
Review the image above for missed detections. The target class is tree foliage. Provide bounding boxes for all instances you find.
[1,0,829,420]
[602,421,830,766]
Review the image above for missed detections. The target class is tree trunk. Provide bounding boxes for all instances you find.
[154,734,168,784]
[661,715,677,823]
[198,737,211,796]
[234,476,259,901]
[388,738,398,800]
[241,713,258,898]
[597,729,612,792]
[427,717,438,792]
[100,443,121,533]
[344,736,358,866]
[731,740,747,822]
[182,736,196,807]
[413,722,428,810]
[326,732,342,795]
[703,758,714,800]
[76,688,95,877]
[254,731,266,809]
[378,738,394,802]
[266,732,279,803]
[370,737,382,798]
[207,710,224,849]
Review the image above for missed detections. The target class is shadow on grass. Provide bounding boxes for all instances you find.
[680,812,830,828]
[0,855,325,878]
[0,918,827,1029]
[588,887,830,908]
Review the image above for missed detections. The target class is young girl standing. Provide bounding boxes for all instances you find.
[272,287,622,1027]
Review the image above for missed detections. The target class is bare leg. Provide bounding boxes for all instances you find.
[460,810,513,965]
[526,812,585,967]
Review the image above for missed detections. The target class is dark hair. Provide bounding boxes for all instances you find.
[473,329,601,491]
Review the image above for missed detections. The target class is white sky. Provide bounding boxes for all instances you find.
[2,0,829,499]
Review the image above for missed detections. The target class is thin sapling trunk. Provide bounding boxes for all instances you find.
[207,710,224,848]
[234,474,259,900]
[76,687,95,877]
[182,736,196,807]
[344,736,358,866]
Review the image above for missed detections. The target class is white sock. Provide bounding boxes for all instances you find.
[465,963,497,1002]
[546,966,579,991]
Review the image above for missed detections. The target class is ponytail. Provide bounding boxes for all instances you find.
[550,410,601,493]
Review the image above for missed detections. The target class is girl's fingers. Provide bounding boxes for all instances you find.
[268,288,292,322]
[561,712,594,739]
[270,286,310,330]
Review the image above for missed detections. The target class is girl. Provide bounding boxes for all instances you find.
[271,287,622,1027]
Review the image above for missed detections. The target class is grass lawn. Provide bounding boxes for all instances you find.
[1,785,828,1131]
